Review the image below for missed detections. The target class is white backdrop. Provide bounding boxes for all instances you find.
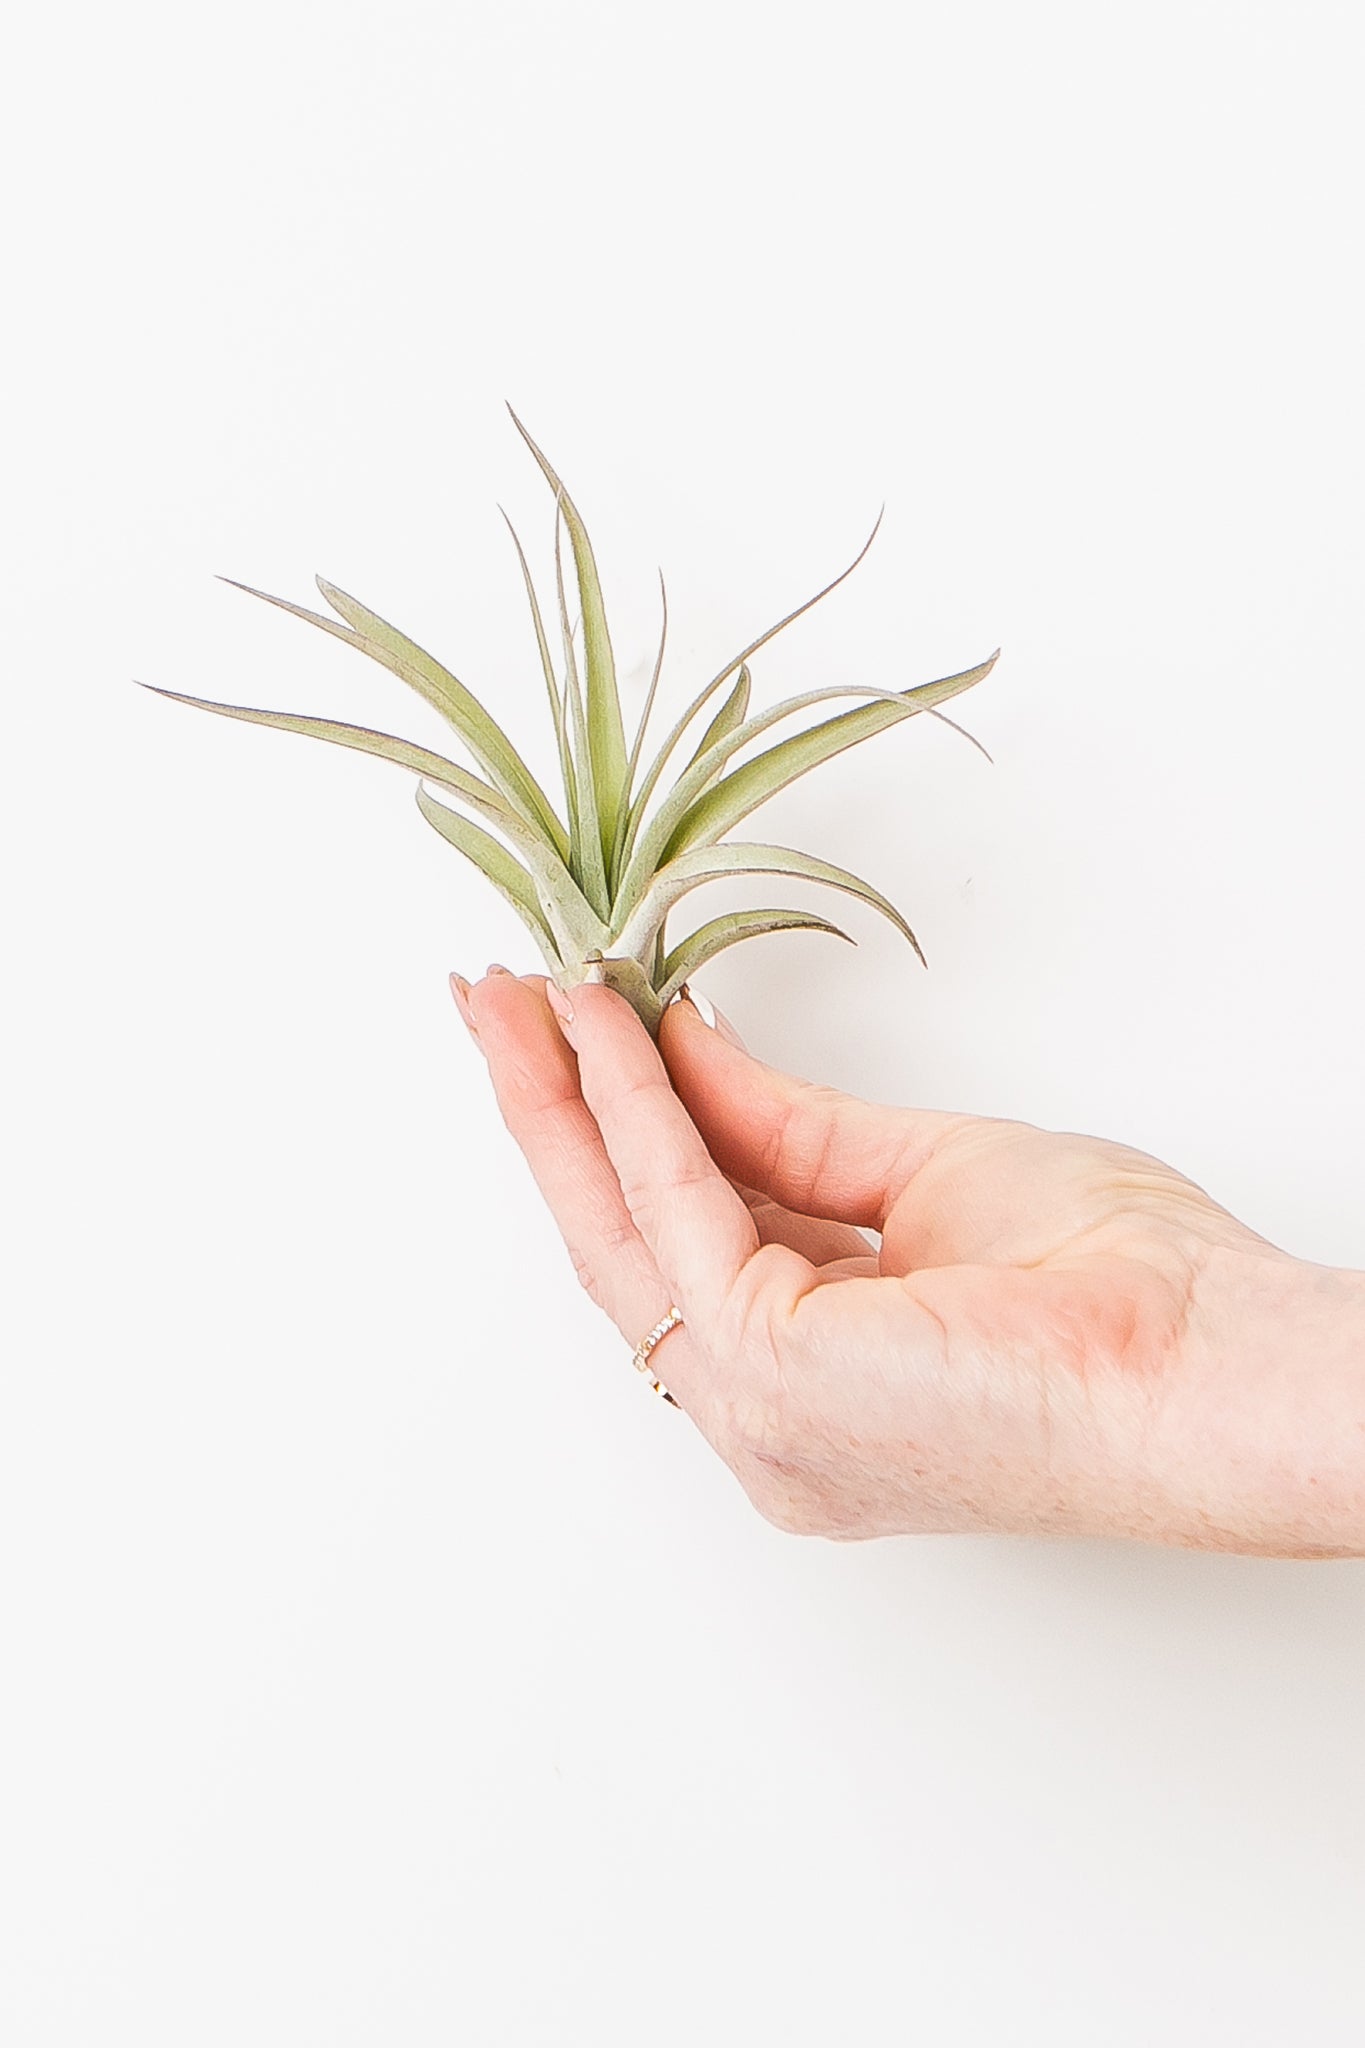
[4,0,1363,2040]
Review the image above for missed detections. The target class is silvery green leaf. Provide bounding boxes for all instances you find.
[507,407,629,866]
[616,840,923,967]
[498,507,577,837]
[663,651,998,863]
[221,575,569,863]
[687,664,752,771]
[657,910,853,1009]
[612,569,670,892]
[662,651,998,862]
[414,787,560,958]
[139,687,602,954]
[615,654,996,916]
[314,576,570,860]
[624,514,884,852]
[624,568,670,788]
[553,503,610,921]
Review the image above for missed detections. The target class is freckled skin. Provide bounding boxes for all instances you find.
[458,971,1365,1558]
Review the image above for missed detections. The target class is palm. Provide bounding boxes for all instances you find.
[741,1104,1268,1399]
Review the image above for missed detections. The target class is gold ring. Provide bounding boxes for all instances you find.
[631,1306,683,1406]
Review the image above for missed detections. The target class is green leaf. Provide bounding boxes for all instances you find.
[498,507,576,836]
[656,910,853,1009]
[315,576,570,859]
[624,569,670,789]
[664,651,998,861]
[139,686,603,950]
[617,839,923,967]
[623,513,885,859]
[220,575,569,863]
[611,569,670,893]
[139,683,513,837]
[414,787,560,958]
[553,504,610,921]
[506,407,628,868]
[615,654,997,918]
[686,664,752,771]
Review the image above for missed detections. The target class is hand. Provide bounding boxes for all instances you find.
[452,970,1365,1556]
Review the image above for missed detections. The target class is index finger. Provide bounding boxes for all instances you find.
[545,979,761,1332]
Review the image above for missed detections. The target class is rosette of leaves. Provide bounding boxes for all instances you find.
[145,410,997,1035]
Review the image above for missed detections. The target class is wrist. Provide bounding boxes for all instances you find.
[1159,1248,1365,1557]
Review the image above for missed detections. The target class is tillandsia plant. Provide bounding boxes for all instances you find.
[144,409,998,1036]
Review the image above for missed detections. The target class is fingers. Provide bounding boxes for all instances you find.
[459,970,675,1355]
[685,1001,877,1268]
[657,996,965,1230]
[544,980,766,1335]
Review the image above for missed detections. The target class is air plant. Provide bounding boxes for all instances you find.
[144,409,997,1035]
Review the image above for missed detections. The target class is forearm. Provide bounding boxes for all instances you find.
[1158,1249,1365,1557]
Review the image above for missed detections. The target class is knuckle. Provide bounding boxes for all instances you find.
[715,1240,805,1353]
[569,1246,606,1306]
[620,1156,710,1220]
[617,1186,660,1250]
[567,1212,640,1306]
[609,1068,673,1118]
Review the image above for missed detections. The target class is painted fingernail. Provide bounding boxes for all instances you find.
[683,988,746,1048]
[688,989,719,1030]
[448,973,481,1042]
[544,978,578,1045]
[486,962,513,978]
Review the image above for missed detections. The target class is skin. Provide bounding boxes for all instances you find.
[450,968,1365,1558]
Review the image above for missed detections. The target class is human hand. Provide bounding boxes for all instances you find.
[451,969,1365,1557]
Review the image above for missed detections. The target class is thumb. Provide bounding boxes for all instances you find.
[658,994,963,1229]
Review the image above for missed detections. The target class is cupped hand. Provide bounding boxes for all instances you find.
[452,969,1360,1555]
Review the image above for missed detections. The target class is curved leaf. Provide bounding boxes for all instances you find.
[614,653,997,918]
[315,576,569,859]
[622,513,884,858]
[612,568,670,890]
[616,682,916,912]
[499,507,577,836]
[506,407,628,863]
[613,662,750,898]
[220,575,569,863]
[664,652,998,864]
[624,568,670,790]
[414,787,560,959]
[141,682,572,877]
[687,664,752,772]
[656,910,853,1009]
[553,503,610,920]
[616,839,923,966]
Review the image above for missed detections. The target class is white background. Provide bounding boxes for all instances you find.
[4,0,1363,2040]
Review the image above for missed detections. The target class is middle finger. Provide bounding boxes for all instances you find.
[465,971,694,1379]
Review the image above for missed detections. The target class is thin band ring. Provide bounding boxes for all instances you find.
[631,1306,683,1406]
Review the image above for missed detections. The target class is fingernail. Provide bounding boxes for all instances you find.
[688,989,719,1030]
[544,978,578,1045]
[679,988,746,1047]
[448,972,481,1043]
[486,962,513,978]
